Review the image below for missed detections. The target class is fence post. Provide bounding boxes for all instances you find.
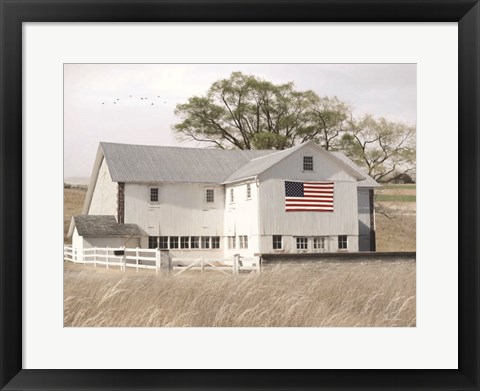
[155,248,160,276]
[122,246,126,272]
[135,247,140,272]
[93,247,97,267]
[83,249,86,265]
[160,250,172,277]
[136,247,139,272]
[106,247,109,270]
[233,254,240,274]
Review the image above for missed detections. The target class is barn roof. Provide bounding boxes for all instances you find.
[100,142,275,183]
[73,215,145,237]
[97,141,377,187]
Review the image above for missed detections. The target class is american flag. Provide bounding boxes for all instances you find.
[285,181,334,212]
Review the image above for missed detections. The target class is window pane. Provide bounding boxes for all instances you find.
[150,188,158,202]
[338,235,347,249]
[303,156,313,171]
[230,188,234,203]
[170,236,179,249]
[191,236,199,249]
[296,237,308,249]
[205,189,214,203]
[159,236,168,249]
[273,235,282,250]
[148,236,158,249]
[180,236,189,249]
[246,184,251,199]
[201,236,210,249]
[212,236,220,249]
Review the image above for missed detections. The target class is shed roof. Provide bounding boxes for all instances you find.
[73,215,146,237]
[100,142,275,183]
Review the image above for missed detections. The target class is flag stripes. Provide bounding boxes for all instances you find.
[285,181,334,212]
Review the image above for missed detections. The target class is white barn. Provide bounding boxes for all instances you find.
[68,141,379,258]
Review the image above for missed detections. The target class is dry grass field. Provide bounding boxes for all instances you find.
[64,261,415,327]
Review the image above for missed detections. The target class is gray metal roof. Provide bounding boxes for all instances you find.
[330,151,380,188]
[223,143,305,183]
[99,141,378,187]
[74,215,146,237]
[100,142,275,183]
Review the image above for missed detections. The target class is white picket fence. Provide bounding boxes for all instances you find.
[63,246,260,275]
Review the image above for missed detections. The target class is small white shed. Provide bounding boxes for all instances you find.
[68,215,146,252]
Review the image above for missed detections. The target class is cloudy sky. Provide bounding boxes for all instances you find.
[64,63,416,179]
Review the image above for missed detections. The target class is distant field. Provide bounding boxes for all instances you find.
[64,261,415,327]
[382,184,416,190]
[376,194,416,202]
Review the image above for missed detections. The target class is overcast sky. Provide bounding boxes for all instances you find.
[64,63,416,179]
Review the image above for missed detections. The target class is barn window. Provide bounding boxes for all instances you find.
[272,235,282,250]
[169,236,179,249]
[230,188,235,203]
[228,236,236,249]
[148,236,158,249]
[201,236,210,249]
[205,188,214,203]
[296,237,308,251]
[211,236,220,249]
[159,236,168,249]
[303,156,313,171]
[180,236,189,249]
[190,236,199,249]
[239,235,248,249]
[246,184,251,199]
[313,237,326,251]
[338,235,348,250]
[150,187,159,202]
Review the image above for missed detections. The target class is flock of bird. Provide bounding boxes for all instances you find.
[101,95,167,106]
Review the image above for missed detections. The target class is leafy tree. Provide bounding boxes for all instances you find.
[339,115,416,182]
[173,72,346,150]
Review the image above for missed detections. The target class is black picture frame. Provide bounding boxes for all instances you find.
[1,1,479,390]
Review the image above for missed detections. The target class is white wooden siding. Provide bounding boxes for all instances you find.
[88,159,118,216]
[224,181,260,256]
[257,143,359,252]
[124,183,225,236]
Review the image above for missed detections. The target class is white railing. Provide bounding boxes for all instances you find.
[64,246,261,275]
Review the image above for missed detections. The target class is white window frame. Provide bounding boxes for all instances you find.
[272,235,282,250]
[228,236,236,249]
[190,236,200,249]
[149,187,159,203]
[201,236,210,249]
[338,235,348,250]
[239,235,248,249]
[180,236,190,249]
[159,236,168,249]
[211,236,220,249]
[296,237,309,252]
[303,155,314,171]
[169,236,179,249]
[246,183,252,200]
[313,236,326,252]
[205,188,215,203]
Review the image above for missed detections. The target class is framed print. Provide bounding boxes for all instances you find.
[1,0,479,390]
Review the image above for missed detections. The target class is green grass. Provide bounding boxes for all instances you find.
[376,194,416,202]
[381,184,416,190]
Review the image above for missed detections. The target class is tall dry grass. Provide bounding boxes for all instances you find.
[64,261,415,327]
